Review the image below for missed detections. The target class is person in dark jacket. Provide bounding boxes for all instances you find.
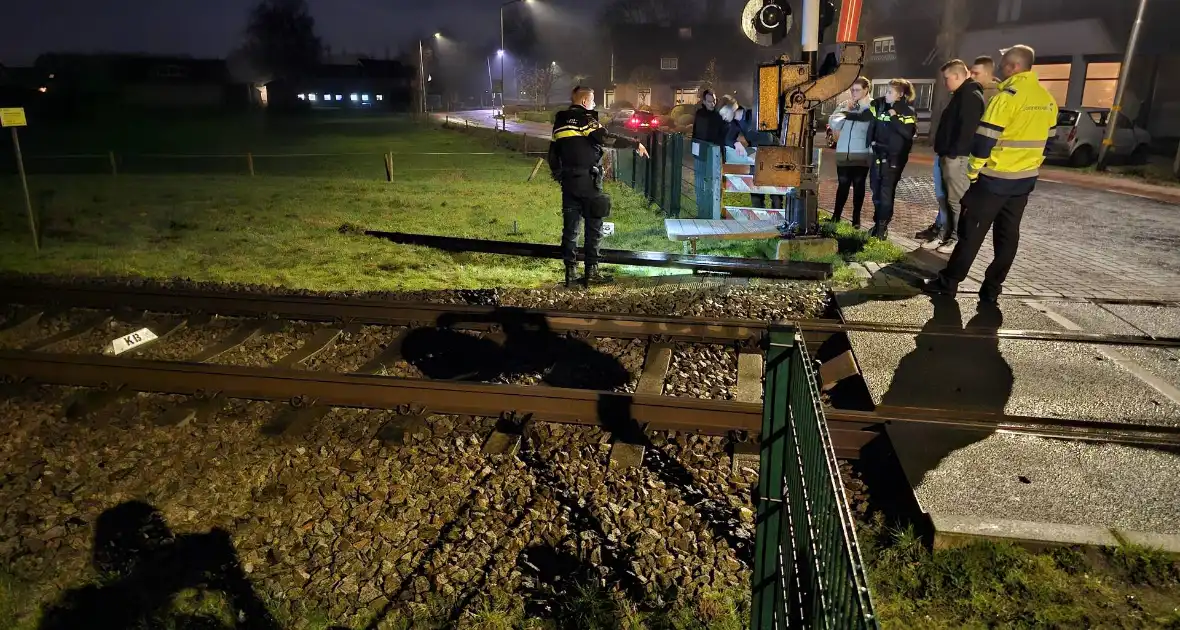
[548,86,649,287]
[921,59,986,254]
[691,90,725,215]
[863,78,918,240]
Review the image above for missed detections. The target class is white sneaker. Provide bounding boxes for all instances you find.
[920,238,942,250]
[936,239,957,254]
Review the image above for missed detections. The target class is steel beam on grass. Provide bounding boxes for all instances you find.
[364,231,832,279]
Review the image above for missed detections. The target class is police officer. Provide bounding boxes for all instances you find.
[548,86,648,288]
[923,45,1058,305]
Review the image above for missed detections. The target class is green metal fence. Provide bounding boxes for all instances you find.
[753,325,878,629]
[608,129,707,219]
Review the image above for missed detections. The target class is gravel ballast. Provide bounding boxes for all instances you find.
[0,387,759,628]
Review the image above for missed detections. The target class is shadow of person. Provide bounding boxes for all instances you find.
[878,296,1014,489]
[515,544,624,626]
[39,501,280,630]
[405,309,631,392]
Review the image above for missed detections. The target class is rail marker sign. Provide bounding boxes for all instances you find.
[601,222,616,237]
[106,328,159,356]
[0,108,27,127]
[3,107,36,252]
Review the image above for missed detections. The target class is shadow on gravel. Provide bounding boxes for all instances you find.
[38,500,280,630]
[401,308,631,391]
[597,395,755,568]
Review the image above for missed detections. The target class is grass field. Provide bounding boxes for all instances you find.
[0,113,903,291]
[0,115,695,291]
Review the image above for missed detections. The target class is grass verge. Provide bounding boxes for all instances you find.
[0,118,677,292]
[861,513,1180,629]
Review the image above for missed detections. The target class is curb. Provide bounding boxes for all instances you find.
[903,151,1180,205]
[931,512,1180,555]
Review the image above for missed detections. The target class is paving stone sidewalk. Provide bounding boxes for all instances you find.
[819,177,1180,301]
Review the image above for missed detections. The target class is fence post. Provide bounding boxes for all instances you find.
[247,152,255,177]
[669,134,683,218]
[385,152,393,182]
[108,150,117,177]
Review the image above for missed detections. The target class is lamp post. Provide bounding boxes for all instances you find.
[500,0,531,129]
[419,32,441,116]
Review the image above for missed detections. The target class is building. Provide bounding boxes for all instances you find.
[274,58,414,111]
[852,0,1180,142]
[603,22,800,111]
[32,53,244,109]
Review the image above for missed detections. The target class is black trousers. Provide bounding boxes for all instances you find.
[560,172,606,267]
[833,165,869,225]
[871,157,906,224]
[939,183,1029,293]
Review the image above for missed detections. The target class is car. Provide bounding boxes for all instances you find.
[1048,107,1152,167]
[613,107,636,119]
[623,111,659,131]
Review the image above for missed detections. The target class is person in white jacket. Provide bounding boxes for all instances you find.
[827,77,874,228]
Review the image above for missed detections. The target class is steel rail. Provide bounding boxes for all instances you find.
[0,283,776,345]
[838,285,1180,308]
[4,282,1180,349]
[0,350,763,436]
[2,351,1176,450]
[804,319,1180,349]
[362,231,834,279]
[828,407,1180,449]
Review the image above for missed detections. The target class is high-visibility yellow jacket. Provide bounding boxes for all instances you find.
[968,70,1058,195]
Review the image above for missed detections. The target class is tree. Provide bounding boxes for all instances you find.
[243,0,322,81]
[517,63,562,108]
[699,58,718,95]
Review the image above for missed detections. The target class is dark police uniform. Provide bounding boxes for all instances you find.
[547,104,641,287]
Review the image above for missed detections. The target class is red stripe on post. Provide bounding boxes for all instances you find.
[837,0,862,42]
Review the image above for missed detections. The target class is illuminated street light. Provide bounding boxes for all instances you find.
[434,32,441,38]
[499,0,537,126]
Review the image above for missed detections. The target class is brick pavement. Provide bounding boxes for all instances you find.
[819,176,1180,300]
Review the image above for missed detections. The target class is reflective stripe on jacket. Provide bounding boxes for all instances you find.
[968,71,1058,194]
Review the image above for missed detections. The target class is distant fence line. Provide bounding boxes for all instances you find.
[0,116,560,181]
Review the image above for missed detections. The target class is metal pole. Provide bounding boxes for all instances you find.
[419,39,427,116]
[11,128,38,252]
[801,0,820,233]
[1097,0,1149,171]
[487,56,494,112]
[500,5,506,130]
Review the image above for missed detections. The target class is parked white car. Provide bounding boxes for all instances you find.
[1049,107,1152,167]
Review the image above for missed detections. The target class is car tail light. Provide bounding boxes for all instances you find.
[630,117,639,124]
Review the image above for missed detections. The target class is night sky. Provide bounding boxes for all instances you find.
[0,0,599,65]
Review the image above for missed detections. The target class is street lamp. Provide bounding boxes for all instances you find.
[499,0,533,128]
[419,32,441,115]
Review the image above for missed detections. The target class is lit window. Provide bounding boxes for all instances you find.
[38,86,47,93]
[335,94,342,101]
[308,93,317,101]
[323,94,330,101]
[679,27,692,39]
[298,94,306,100]
[350,93,359,102]
[362,94,370,102]
[1083,62,1121,108]
[376,94,383,101]
[872,37,895,55]
[1033,63,1071,106]
[660,57,678,71]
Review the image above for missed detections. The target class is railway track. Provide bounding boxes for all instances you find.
[3,281,1180,458]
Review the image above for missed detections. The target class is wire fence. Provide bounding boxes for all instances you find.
[0,117,552,182]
